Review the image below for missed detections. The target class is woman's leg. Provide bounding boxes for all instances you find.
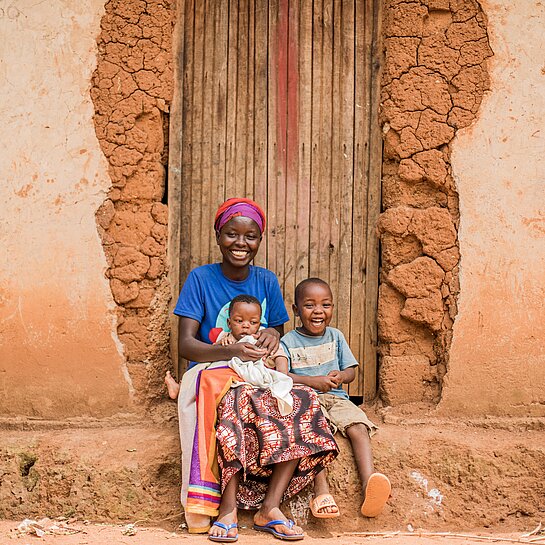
[254,459,304,538]
[208,471,239,539]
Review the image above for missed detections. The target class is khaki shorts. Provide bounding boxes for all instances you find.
[318,393,378,437]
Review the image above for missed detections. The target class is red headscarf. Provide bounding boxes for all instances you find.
[214,198,266,234]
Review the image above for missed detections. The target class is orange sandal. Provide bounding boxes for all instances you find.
[310,493,340,519]
[360,473,391,517]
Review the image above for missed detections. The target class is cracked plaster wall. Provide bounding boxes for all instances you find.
[90,0,174,409]
[378,0,492,406]
[0,1,131,417]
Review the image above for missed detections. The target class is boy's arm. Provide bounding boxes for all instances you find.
[327,365,356,386]
[275,355,289,375]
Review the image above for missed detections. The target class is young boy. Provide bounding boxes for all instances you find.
[281,278,391,519]
[165,294,288,398]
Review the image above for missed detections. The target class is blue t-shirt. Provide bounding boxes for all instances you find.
[280,327,358,399]
[174,263,289,349]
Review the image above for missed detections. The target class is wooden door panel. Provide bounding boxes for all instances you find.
[174,0,381,398]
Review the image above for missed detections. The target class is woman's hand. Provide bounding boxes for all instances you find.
[228,342,268,362]
[253,327,281,355]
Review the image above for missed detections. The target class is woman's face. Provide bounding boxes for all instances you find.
[216,216,262,269]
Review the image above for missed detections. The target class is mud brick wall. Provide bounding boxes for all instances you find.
[91,0,175,407]
[378,0,492,405]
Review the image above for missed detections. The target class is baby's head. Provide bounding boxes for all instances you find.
[228,294,262,340]
[293,278,334,336]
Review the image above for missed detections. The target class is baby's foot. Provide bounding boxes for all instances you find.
[164,371,180,399]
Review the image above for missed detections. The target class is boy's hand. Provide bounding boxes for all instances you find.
[309,375,339,393]
[327,370,344,386]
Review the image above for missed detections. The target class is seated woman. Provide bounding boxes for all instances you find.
[172,198,338,542]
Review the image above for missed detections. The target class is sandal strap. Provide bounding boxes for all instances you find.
[212,521,238,532]
[264,519,294,529]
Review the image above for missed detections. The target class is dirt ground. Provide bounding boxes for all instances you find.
[1,519,544,545]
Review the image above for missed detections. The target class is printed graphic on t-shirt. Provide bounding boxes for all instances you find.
[208,297,268,343]
[288,341,336,369]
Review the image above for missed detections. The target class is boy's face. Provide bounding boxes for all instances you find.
[293,282,334,336]
[227,301,262,340]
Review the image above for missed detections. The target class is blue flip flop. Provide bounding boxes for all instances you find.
[253,519,304,541]
[208,521,238,543]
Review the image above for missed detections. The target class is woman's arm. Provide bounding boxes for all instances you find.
[178,317,267,363]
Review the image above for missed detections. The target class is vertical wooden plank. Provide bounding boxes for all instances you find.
[225,1,239,197]
[253,0,269,269]
[200,0,214,264]
[282,0,299,318]
[235,0,250,198]
[245,0,255,199]
[180,0,195,286]
[349,0,368,395]
[266,0,279,278]
[294,0,313,315]
[308,0,323,280]
[167,0,186,378]
[329,0,342,327]
[317,0,333,284]
[209,0,229,263]
[362,0,383,401]
[190,0,205,270]
[336,0,355,374]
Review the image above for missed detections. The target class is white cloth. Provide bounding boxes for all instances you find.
[227,335,294,416]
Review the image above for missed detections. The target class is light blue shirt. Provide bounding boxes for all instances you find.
[280,327,358,399]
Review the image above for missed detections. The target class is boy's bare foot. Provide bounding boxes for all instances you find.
[164,371,180,399]
[253,506,304,540]
[360,472,391,517]
[208,507,238,542]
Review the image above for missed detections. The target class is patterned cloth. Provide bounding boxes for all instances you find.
[216,384,339,509]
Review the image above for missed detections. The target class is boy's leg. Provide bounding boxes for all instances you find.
[311,469,339,516]
[208,471,239,540]
[346,423,390,517]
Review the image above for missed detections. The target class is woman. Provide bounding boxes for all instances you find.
[173,198,338,542]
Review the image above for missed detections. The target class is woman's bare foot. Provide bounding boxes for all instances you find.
[209,507,238,541]
[165,371,180,399]
[253,506,304,539]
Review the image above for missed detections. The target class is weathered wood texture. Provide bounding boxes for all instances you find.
[170,0,382,398]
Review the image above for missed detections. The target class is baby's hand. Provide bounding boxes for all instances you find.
[219,334,236,346]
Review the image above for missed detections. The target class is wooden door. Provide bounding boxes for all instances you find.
[169,0,382,398]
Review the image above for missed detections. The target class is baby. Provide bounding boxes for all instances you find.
[165,294,288,399]
[281,277,391,519]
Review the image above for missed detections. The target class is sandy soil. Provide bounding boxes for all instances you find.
[1,519,542,545]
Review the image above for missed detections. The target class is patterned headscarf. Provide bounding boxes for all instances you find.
[214,198,266,234]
